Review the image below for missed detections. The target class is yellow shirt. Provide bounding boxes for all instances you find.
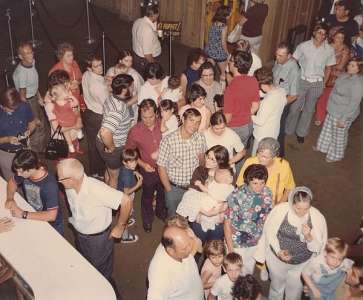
[236,156,295,205]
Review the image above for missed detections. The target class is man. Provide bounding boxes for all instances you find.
[327,0,359,45]
[57,158,131,295]
[126,99,166,233]
[272,42,300,157]
[5,149,64,235]
[82,54,109,179]
[147,225,204,300]
[286,23,336,144]
[132,4,161,74]
[224,50,260,148]
[157,108,206,217]
[13,42,49,153]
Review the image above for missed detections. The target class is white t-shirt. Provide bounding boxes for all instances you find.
[252,87,287,141]
[162,115,179,137]
[138,77,169,105]
[147,244,204,300]
[210,274,234,300]
[82,70,109,114]
[132,16,161,58]
[65,176,122,234]
[13,61,39,98]
[162,87,183,103]
[248,52,262,76]
[106,66,144,94]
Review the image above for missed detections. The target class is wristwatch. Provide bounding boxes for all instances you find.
[22,211,28,219]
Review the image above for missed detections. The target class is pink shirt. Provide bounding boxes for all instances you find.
[201,258,222,298]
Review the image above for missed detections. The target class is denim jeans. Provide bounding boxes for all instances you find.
[190,222,224,244]
[165,185,187,217]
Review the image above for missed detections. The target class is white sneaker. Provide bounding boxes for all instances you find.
[68,144,75,153]
[77,130,84,139]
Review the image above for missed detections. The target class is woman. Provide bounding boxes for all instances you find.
[224,164,272,276]
[180,48,206,96]
[106,49,144,95]
[315,58,363,163]
[182,145,230,243]
[0,88,36,180]
[137,62,168,106]
[315,28,351,125]
[49,42,85,110]
[236,137,295,205]
[204,111,245,169]
[263,186,328,300]
[195,62,223,112]
[204,5,231,83]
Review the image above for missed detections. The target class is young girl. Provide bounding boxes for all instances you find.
[204,5,231,84]
[160,99,180,137]
[201,239,226,299]
[49,78,83,154]
[179,83,212,132]
[161,75,185,108]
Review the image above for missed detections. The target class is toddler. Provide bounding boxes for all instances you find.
[208,252,243,300]
[161,75,184,105]
[160,99,180,137]
[302,237,354,300]
[177,168,234,232]
[117,148,142,243]
[201,239,226,299]
[49,79,83,153]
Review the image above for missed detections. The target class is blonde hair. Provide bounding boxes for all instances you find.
[165,215,189,229]
[203,240,226,257]
[325,237,348,256]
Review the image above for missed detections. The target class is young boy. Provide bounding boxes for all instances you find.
[302,237,354,300]
[117,148,143,243]
[208,252,243,300]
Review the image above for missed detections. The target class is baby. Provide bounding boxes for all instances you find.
[177,168,234,232]
[161,75,183,105]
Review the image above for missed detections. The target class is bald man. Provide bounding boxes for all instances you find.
[147,226,204,300]
[57,158,131,296]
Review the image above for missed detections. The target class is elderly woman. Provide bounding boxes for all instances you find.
[224,164,272,276]
[262,186,328,300]
[315,58,363,163]
[177,145,230,243]
[0,88,36,180]
[49,42,85,110]
[195,62,223,112]
[204,111,245,169]
[237,137,295,205]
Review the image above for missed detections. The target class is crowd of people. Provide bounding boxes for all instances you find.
[0,1,363,299]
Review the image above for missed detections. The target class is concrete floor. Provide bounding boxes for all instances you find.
[0,1,362,299]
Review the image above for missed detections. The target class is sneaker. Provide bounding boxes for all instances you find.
[127,218,136,227]
[121,233,139,244]
[77,130,84,139]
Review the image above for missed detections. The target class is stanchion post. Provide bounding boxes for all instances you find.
[169,29,172,76]
[28,0,41,48]
[102,32,106,74]
[85,0,96,45]
[5,9,18,66]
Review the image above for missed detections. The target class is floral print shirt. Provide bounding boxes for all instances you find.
[225,184,273,248]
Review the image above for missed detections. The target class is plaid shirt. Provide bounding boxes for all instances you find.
[157,129,207,186]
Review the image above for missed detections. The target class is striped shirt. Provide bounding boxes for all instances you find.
[100,94,131,147]
[157,129,207,186]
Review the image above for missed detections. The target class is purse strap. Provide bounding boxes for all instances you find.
[50,125,66,140]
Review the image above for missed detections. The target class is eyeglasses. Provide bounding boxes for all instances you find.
[201,73,214,77]
[58,177,71,182]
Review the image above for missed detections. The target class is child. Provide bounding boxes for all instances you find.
[161,75,184,107]
[105,63,128,88]
[208,252,243,300]
[177,168,234,232]
[302,237,354,300]
[48,78,83,154]
[336,258,363,300]
[201,239,226,299]
[179,83,212,132]
[231,275,265,300]
[160,99,180,137]
[117,148,142,243]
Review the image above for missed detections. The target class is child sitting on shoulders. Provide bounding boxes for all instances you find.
[117,148,142,243]
[302,237,354,300]
[160,99,180,137]
[161,75,184,108]
[208,252,243,300]
[201,239,226,299]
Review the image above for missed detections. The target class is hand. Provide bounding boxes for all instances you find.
[143,163,155,173]
[239,15,247,25]
[5,199,15,210]
[8,136,20,145]
[109,224,125,239]
[150,151,159,161]
[0,218,14,233]
[337,120,346,128]
[134,171,143,186]
[104,146,115,153]
[195,180,202,188]
[312,287,321,299]
[278,250,292,262]
[302,224,312,241]
[10,204,23,219]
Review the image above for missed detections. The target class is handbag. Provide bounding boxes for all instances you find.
[45,126,69,160]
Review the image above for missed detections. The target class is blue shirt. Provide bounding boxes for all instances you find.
[15,171,64,235]
[117,167,136,192]
[0,102,34,151]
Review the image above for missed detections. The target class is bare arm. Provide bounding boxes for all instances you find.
[99,127,116,152]
[19,88,27,101]
[109,193,132,239]
[229,149,246,165]
[251,101,260,115]
[158,165,172,192]
[201,271,214,289]
[221,26,229,54]
[302,273,321,299]
[224,113,233,124]
[224,219,234,253]
[323,66,332,87]
[180,73,188,97]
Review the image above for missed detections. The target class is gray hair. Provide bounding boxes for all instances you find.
[57,158,84,180]
[257,137,280,158]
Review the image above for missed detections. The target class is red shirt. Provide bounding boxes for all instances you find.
[223,75,260,127]
[126,120,162,169]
